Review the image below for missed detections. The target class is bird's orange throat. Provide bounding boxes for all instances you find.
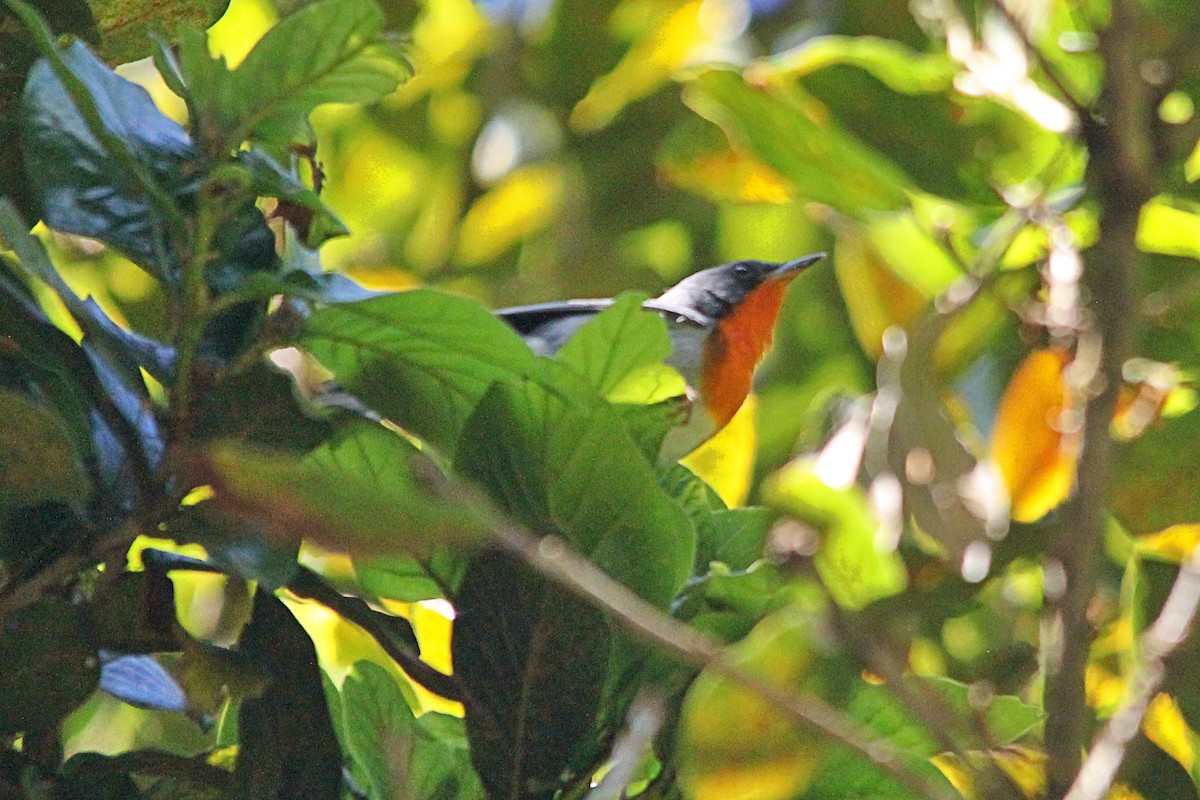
[699,280,789,428]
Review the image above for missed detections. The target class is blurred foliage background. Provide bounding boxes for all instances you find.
[8,0,1200,798]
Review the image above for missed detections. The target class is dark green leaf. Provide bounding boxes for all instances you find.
[453,550,611,800]
[299,290,542,452]
[20,39,196,280]
[0,599,99,734]
[233,590,341,800]
[0,388,90,508]
[61,749,233,800]
[191,361,332,451]
[338,660,483,800]
[85,571,178,653]
[238,149,348,248]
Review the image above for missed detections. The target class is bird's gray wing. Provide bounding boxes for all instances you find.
[494,299,615,355]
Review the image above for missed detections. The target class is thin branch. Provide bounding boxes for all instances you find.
[992,0,1094,122]
[138,549,467,703]
[1064,547,1200,800]
[1044,0,1155,796]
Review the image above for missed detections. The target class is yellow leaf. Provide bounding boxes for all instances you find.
[454,163,565,266]
[991,348,1077,522]
[931,745,1045,800]
[571,0,706,132]
[1136,524,1200,563]
[677,613,820,800]
[661,147,795,204]
[681,395,757,507]
[832,225,928,359]
[1145,693,1197,772]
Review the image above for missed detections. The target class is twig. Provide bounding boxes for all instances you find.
[1044,1,1154,796]
[1064,547,1200,800]
[138,550,466,703]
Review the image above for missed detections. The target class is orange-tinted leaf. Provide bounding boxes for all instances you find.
[991,348,1077,523]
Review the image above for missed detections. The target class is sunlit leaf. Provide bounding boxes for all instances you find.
[681,394,759,508]
[832,224,928,360]
[1135,524,1200,563]
[991,348,1076,523]
[750,35,957,94]
[764,456,907,609]
[570,0,706,133]
[659,117,795,204]
[1144,693,1197,775]
[1137,196,1200,260]
[229,0,410,145]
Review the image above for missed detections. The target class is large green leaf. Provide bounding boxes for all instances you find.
[555,291,670,397]
[453,550,611,800]
[338,660,483,800]
[229,0,408,146]
[88,0,230,63]
[299,290,542,453]
[456,366,696,607]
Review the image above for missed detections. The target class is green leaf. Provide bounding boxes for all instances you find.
[453,550,611,800]
[299,290,542,452]
[555,291,670,397]
[677,611,825,800]
[697,507,774,573]
[683,68,911,215]
[339,660,483,800]
[457,368,696,607]
[758,35,957,94]
[234,590,342,800]
[849,676,1043,757]
[0,388,90,508]
[763,457,907,610]
[228,0,410,145]
[355,556,444,602]
[0,598,99,733]
[193,419,486,558]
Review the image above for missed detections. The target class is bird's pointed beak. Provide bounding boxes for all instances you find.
[769,252,825,281]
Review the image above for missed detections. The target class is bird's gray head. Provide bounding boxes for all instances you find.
[645,253,824,326]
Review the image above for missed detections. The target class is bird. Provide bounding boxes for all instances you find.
[495,253,824,461]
